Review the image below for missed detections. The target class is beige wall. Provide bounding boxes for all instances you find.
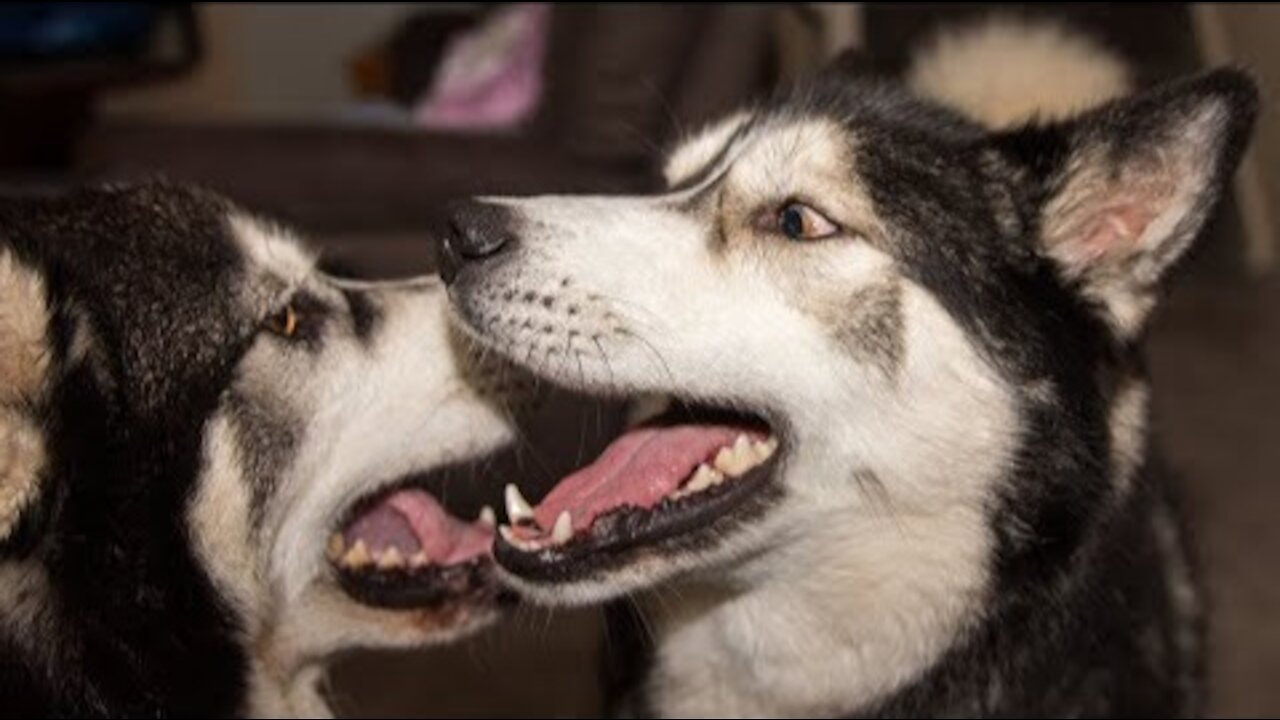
[101,3,454,122]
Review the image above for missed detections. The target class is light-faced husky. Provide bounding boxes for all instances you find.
[439,54,1257,717]
[0,182,527,717]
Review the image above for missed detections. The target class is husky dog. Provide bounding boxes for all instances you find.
[439,36,1257,718]
[0,182,526,717]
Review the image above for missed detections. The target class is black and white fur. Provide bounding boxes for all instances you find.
[441,33,1257,718]
[0,183,519,716]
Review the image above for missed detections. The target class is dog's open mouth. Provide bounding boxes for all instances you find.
[327,476,501,610]
[495,403,781,580]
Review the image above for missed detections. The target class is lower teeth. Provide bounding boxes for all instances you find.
[330,534,431,572]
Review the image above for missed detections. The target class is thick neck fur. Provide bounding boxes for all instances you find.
[627,365,1195,718]
[638,434,994,718]
[644,504,989,717]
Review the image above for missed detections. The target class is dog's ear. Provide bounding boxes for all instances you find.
[0,249,50,543]
[1000,69,1258,337]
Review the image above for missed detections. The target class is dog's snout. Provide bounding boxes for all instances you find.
[440,200,516,283]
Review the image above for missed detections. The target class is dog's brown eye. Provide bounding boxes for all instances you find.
[774,202,839,241]
[264,304,298,339]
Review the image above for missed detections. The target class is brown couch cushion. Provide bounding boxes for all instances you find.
[78,122,650,235]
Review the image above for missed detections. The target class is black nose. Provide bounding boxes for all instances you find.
[439,200,516,284]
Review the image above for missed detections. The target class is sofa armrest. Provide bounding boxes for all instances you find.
[78,122,652,234]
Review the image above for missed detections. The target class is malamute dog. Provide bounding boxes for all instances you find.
[0,182,524,716]
[440,42,1258,718]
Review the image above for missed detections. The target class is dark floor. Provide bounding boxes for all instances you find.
[328,237,1280,717]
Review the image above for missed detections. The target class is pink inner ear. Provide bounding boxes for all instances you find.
[1075,201,1158,264]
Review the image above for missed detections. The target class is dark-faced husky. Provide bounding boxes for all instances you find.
[439,31,1258,718]
[0,182,526,716]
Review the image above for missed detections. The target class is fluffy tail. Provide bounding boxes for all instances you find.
[906,17,1132,128]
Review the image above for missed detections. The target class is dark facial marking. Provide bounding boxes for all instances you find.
[340,288,383,345]
[225,389,301,531]
[833,280,904,380]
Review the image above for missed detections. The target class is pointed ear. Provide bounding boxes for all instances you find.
[1008,69,1258,336]
[0,249,50,543]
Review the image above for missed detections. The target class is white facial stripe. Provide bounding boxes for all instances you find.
[663,110,753,189]
[190,414,261,623]
[230,215,317,292]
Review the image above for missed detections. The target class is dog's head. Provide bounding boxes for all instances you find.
[0,182,523,714]
[442,69,1256,604]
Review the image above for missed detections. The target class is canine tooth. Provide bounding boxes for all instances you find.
[327,533,345,560]
[376,546,405,570]
[478,506,497,527]
[687,463,724,492]
[409,551,430,568]
[342,539,371,569]
[505,483,536,525]
[551,511,573,545]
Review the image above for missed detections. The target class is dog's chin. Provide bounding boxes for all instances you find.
[491,401,788,602]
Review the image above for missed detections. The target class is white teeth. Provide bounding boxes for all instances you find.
[674,435,778,500]
[689,463,724,492]
[376,546,405,570]
[499,524,545,553]
[712,434,779,477]
[341,539,371,569]
[478,505,497,527]
[713,434,757,477]
[409,551,430,569]
[505,483,536,526]
[672,463,724,499]
[327,533,345,561]
[551,511,573,545]
[753,436,779,462]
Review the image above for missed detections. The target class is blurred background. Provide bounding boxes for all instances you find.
[1,3,1276,716]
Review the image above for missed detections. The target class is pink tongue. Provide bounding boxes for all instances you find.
[531,423,762,534]
[345,488,492,566]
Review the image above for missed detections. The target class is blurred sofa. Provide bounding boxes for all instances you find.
[75,4,781,276]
